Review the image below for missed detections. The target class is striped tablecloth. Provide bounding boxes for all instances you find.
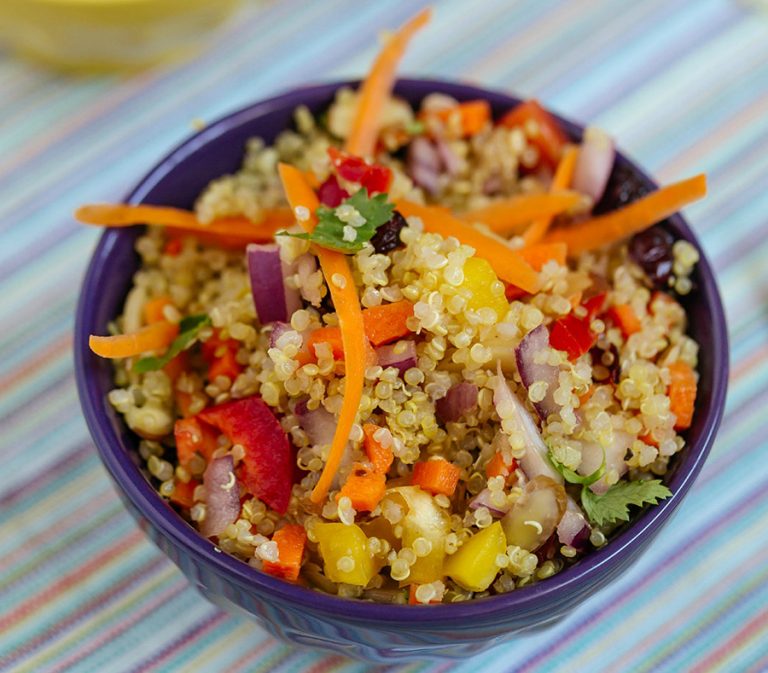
[1,0,767,671]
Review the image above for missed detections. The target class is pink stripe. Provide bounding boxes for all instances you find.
[516,479,767,672]
[47,578,190,673]
[223,637,279,673]
[131,611,229,673]
[0,489,116,584]
[689,609,768,673]
[0,441,91,509]
[0,530,143,632]
[0,556,167,670]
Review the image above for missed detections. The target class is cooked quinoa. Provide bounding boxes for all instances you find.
[99,87,701,605]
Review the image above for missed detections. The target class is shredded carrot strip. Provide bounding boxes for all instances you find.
[396,199,540,293]
[89,321,179,359]
[75,203,293,244]
[144,296,173,325]
[518,241,568,271]
[523,146,579,246]
[278,163,367,504]
[345,8,432,157]
[543,174,707,255]
[458,191,581,236]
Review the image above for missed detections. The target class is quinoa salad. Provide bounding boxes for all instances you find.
[80,9,707,604]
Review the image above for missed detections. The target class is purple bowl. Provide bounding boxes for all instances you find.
[74,79,728,662]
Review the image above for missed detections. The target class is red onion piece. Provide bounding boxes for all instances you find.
[469,487,511,517]
[247,244,301,324]
[515,325,560,421]
[435,382,478,423]
[494,363,562,484]
[269,321,291,348]
[579,431,631,494]
[295,399,336,446]
[200,455,240,538]
[408,137,442,194]
[375,340,417,376]
[573,127,615,205]
[434,136,461,177]
[557,499,591,549]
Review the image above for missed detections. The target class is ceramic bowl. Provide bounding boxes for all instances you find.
[75,79,728,662]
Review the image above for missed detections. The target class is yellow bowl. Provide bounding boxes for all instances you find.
[0,0,242,71]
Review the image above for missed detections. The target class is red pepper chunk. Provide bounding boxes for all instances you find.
[550,314,597,361]
[198,396,293,514]
[327,147,392,194]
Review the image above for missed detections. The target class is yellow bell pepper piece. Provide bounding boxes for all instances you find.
[461,257,509,320]
[314,522,376,587]
[444,521,506,592]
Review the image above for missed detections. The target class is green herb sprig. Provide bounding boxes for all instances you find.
[133,314,211,373]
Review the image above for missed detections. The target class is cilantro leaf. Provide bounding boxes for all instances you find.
[549,450,606,487]
[580,479,672,527]
[133,314,211,373]
[279,188,395,253]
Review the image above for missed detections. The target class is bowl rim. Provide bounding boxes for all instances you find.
[75,77,729,627]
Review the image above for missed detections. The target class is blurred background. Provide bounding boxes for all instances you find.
[1,1,767,672]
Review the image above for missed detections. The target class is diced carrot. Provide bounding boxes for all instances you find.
[606,304,642,338]
[169,479,200,509]
[639,432,659,448]
[363,423,394,474]
[144,296,173,325]
[578,385,596,406]
[207,348,242,384]
[262,524,307,582]
[543,174,707,255]
[89,321,179,359]
[412,459,461,496]
[338,463,387,512]
[498,100,569,169]
[361,300,414,346]
[75,203,293,245]
[668,361,697,430]
[396,199,540,294]
[518,241,568,271]
[458,192,581,236]
[175,389,197,418]
[305,326,346,361]
[345,8,432,157]
[428,100,492,137]
[523,145,579,245]
[278,163,367,505]
[174,417,219,468]
[485,452,518,484]
[409,584,440,604]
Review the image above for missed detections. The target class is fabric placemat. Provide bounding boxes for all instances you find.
[1,0,766,671]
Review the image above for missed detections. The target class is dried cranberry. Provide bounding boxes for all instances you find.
[370,211,407,254]
[593,163,651,215]
[628,226,674,288]
[317,175,349,207]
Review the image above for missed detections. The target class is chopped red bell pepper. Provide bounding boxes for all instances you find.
[582,292,607,321]
[550,314,597,361]
[198,396,294,513]
[327,147,392,194]
[317,175,350,207]
[498,100,568,170]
